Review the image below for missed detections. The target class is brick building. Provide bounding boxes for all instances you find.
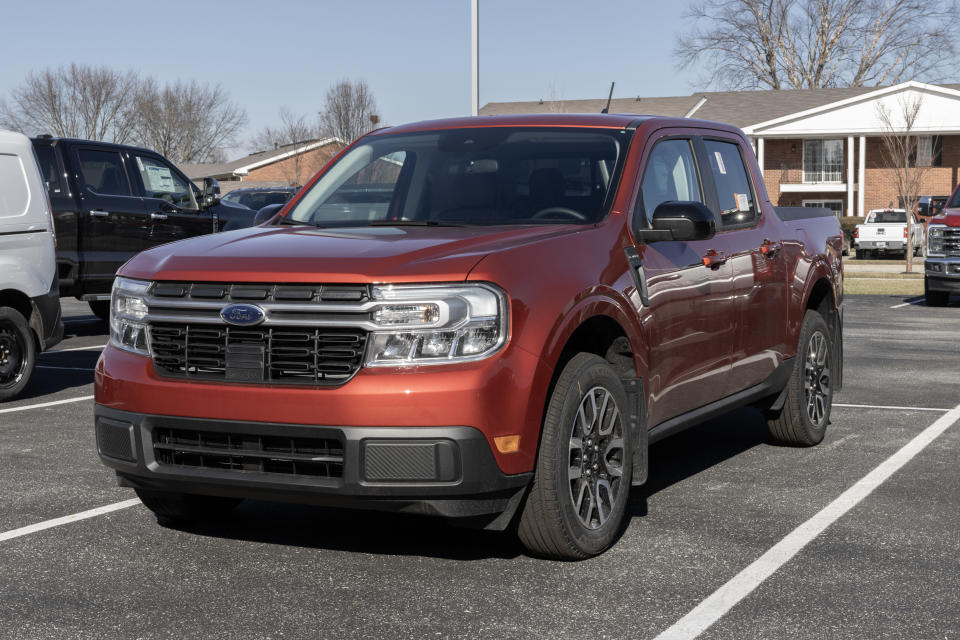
[481,81,960,217]
[184,138,342,193]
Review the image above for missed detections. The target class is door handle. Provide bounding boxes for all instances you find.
[150,212,168,220]
[89,210,109,217]
[760,238,781,256]
[702,249,727,267]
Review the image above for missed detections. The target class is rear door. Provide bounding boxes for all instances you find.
[630,131,736,427]
[129,152,213,246]
[697,136,789,391]
[71,145,148,295]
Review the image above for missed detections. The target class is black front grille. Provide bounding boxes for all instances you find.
[153,427,344,478]
[150,323,367,385]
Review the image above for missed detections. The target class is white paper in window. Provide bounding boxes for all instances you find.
[735,193,749,211]
[714,151,727,174]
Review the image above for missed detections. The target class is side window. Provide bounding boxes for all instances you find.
[33,146,62,195]
[638,139,702,226]
[0,153,30,219]
[77,149,132,197]
[135,155,197,210]
[704,140,758,227]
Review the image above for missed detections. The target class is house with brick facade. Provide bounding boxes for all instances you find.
[481,81,960,217]
[184,138,342,193]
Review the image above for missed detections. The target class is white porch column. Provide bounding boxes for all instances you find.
[757,137,765,178]
[846,136,854,216]
[858,136,866,216]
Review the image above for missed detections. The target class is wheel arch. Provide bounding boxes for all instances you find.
[0,289,42,350]
[800,274,843,392]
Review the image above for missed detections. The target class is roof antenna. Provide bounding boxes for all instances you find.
[600,81,615,113]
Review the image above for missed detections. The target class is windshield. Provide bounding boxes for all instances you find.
[867,210,906,223]
[285,127,631,227]
[225,190,292,210]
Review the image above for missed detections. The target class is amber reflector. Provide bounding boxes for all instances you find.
[494,435,520,453]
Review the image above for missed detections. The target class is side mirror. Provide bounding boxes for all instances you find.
[635,201,716,243]
[254,203,285,226]
[201,177,221,208]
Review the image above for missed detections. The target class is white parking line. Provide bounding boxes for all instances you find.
[0,499,141,543]
[890,297,924,309]
[0,395,94,414]
[45,344,106,353]
[834,403,948,412]
[653,402,960,640]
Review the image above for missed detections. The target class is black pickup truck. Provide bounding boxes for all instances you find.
[31,137,255,319]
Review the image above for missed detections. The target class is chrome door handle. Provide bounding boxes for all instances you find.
[702,249,727,267]
[760,238,781,256]
[151,212,168,220]
[89,210,109,217]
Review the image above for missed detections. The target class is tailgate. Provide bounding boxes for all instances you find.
[859,224,903,241]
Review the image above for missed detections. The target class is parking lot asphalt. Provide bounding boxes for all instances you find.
[0,294,958,639]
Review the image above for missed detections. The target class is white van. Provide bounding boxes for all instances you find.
[0,129,62,401]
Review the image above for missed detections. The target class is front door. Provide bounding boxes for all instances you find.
[130,154,213,247]
[631,134,736,427]
[73,146,148,295]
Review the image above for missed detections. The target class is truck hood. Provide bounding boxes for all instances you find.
[121,224,585,283]
[930,210,960,227]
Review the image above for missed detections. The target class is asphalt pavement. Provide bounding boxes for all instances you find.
[0,294,958,639]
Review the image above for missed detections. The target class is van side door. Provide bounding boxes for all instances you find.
[129,153,213,247]
[71,145,149,296]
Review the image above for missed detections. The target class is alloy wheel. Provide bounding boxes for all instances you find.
[804,330,830,426]
[568,386,625,529]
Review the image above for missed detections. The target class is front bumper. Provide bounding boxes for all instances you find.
[96,405,531,528]
[925,257,960,292]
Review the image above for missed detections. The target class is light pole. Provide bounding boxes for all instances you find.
[471,0,479,116]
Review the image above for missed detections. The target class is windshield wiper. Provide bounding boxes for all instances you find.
[367,220,470,227]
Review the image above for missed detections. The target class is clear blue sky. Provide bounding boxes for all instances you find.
[0,0,703,158]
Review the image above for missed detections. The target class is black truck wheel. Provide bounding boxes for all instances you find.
[88,301,110,322]
[766,310,832,446]
[517,353,632,560]
[924,278,949,307]
[0,307,36,402]
[135,489,240,523]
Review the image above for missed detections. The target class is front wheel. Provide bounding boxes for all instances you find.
[925,278,949,307]
[517,353,632,560]
[766,310,833,446]
[0,307,36,402]
[88,301,110,323]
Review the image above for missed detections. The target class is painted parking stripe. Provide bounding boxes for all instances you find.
[890,297,924,309]
[833,403,948,412]
[45,344,106,353]
[0,499,141,543]
[653,402,960,640]
[0,395,94,415]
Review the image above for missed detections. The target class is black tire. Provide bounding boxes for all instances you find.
[925,278,949,307]
[517,353,632,560]
[0,306,37,402]
[88,300,110,322]
[135,489,240,523]
[766,310,832,446]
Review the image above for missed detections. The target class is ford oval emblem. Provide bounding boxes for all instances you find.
[220,303,265,326]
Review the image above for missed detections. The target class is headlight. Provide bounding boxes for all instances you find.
[927,225,946,257]
[365,283,508,366]
[110,277,150,356]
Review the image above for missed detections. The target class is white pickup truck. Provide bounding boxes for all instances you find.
[854,209,924,259]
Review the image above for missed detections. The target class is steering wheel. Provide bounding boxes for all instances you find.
[531,207,587,221]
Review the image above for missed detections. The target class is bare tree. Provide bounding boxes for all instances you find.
[677,0,959,90]
[318,79,379,143]
[248,108,322,185]
[546,82,567,113]
[876,94,930,273]
[132,79,247,164]
[0,64,141,142]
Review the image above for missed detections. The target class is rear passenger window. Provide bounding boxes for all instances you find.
[638,139,702,226]
[33,146,62,195]
[704,140,758,227]
[0,153,30,218]
[77,149,132,197]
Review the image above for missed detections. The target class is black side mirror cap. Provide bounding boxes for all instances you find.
[201,177,221,208]
[635,201,716,243]
[254,203,285,225]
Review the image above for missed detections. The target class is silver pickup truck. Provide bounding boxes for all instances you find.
[854,209,924,259]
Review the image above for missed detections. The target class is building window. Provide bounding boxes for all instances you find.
[911,136,943,167]
[802,139,844,184]
[803,199,843,218]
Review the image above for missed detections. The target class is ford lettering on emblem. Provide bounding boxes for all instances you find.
[220,303,265,326]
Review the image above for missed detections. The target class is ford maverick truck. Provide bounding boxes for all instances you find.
[31,137,255,320]
[94,114,843,559]
[923,191,960,305]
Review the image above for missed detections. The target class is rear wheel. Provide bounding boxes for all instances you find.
[88,300,110,322]
[924,278,949,307]
[135,489,240,523]
[517,353,632,560]
[766,310,832,446]
[0,307,36,402]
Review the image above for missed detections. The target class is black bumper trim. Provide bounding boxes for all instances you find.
[95,406,531,527]
[30,275,63,351]
[925,275,960,293]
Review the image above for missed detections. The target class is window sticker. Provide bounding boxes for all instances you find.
[735,193,750,211]
[145,164,175,193]
[714,151,727,174]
